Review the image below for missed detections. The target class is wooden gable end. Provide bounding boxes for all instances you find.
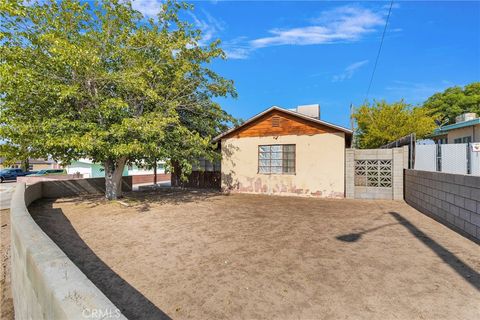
[224,110,340,139]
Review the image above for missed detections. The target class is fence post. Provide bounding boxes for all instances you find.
[467,143,471,174]
[436,143,441,172]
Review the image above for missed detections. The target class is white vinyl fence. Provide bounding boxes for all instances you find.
[472,151,480,175]
[414,143,480,175]
[413,144,436,172]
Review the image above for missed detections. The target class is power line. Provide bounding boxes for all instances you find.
[365,0,394,101]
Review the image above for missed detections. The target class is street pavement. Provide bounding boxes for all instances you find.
[0,182,17,210]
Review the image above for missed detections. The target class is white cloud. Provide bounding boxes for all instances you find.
[188,10,225,45]
[250,5,385,48]
[384,81,452,103]
[382,2,401,10]
[332,60,369,82]
[222,36,253,59]
[223,47,251,59]
[130,0,163,18]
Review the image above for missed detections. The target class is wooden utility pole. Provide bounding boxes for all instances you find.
[350,103,356,148]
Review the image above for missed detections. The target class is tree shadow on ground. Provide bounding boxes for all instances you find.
[30,202,172,320]
[336,211,480,291]
[44,188,225,213]
[336,222,399,242]
[45,195,107,208]
[388,211,479,292]
[124,188,224,213]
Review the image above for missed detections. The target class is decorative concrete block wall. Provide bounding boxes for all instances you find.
[345,149,355,199]
[405,169,480,240]
[10,180,130,320]
[346,147,408,200]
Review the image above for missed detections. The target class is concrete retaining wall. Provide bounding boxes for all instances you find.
[405,169,480,240]
[41,176,132,198]
[17,176,132,196]
[10,178,131,319]
[17,174,84,185]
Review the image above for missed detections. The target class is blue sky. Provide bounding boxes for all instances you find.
[134,0,480,128]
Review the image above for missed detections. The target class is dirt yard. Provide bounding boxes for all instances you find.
[29,190,480,320]
[0,209,14,320]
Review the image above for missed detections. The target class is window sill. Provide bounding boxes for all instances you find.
[257,173,296,175]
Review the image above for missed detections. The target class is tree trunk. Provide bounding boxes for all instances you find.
[21,159,29,172]
[105,157,127,200]
[153,158,157,185]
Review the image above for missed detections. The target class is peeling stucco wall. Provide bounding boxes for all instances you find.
[221,133,346,198]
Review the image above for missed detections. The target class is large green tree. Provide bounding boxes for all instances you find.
[0,0,236,199]
[353,100,435,149]
[423,82,480,124]
[0,142,38,172]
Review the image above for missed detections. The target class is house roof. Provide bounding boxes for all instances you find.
[431,118,480,137]
[213,106,353,142]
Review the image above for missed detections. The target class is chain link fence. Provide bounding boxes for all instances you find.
[414,143,480,176]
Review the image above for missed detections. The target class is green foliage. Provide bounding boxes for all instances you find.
[0,121,40,170]
[353,100,435,149]
[0,143,35,171]
[422,82,480,124]
[0,0,237,197]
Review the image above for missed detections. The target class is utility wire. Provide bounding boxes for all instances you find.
[365,0,394,101]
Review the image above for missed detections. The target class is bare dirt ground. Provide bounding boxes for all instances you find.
[0,209,14,320]
[29,190,480,320]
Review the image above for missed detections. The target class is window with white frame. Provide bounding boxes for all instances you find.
[258,144,295,174]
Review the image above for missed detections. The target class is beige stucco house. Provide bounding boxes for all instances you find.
[213,106,352,198]
[0,158,58,171]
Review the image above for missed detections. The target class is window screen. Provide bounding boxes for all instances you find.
[258,144,295,174]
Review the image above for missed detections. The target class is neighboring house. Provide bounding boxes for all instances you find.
[66,158,165,178]
[0,158,58,171]
[213,105,353,198]
[431,113,480,144]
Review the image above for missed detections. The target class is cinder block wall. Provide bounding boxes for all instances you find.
[345,147,407,200]
[10,180,129,320]
[405,169,480,240]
